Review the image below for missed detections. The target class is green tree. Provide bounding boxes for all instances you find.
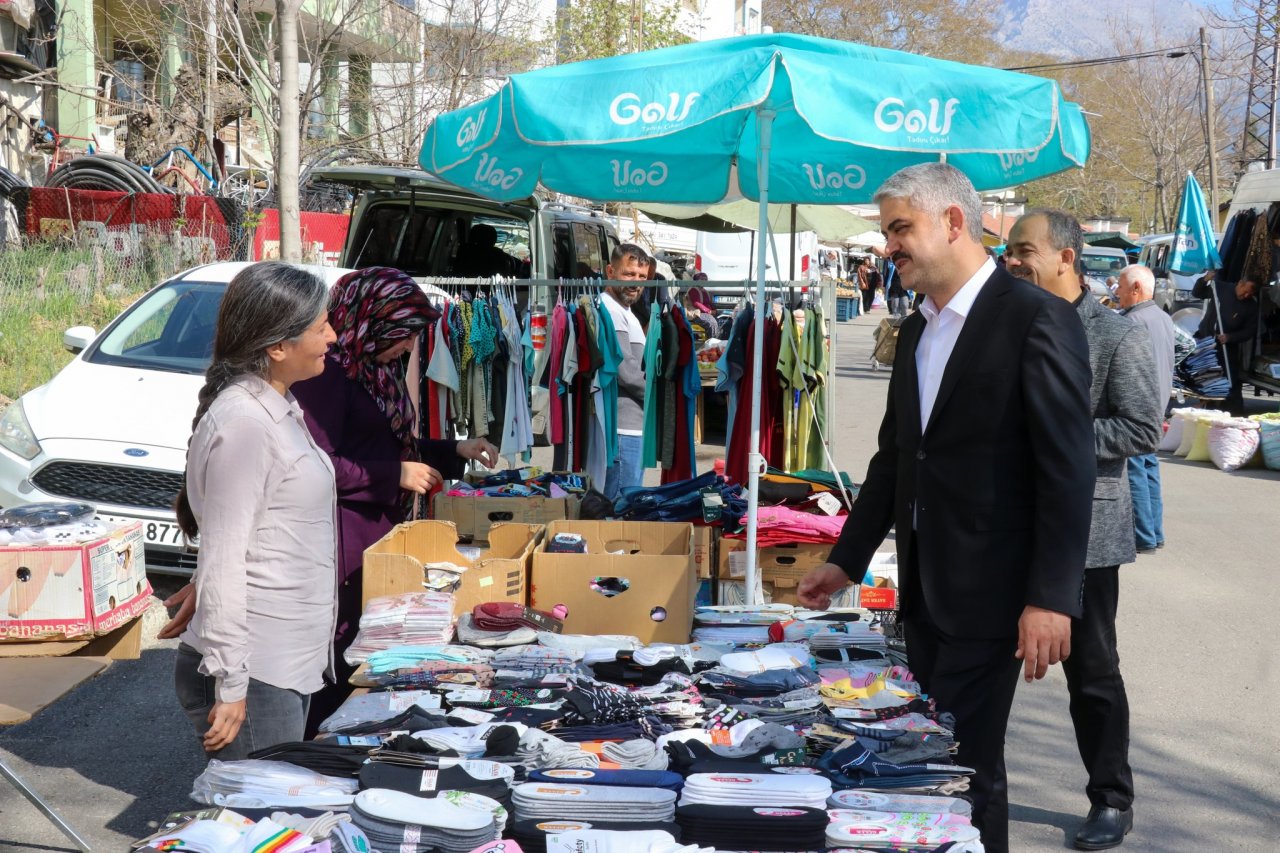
[764,0,1002,63]
[555,0,690,63]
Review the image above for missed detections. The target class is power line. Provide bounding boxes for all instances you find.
[1004,45,1195,73]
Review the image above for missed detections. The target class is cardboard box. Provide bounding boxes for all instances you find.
[0,522,152,643]
[433,484,583,543]
[531,520,694,644]
[692,525,718,579]
[717,539,832,582]
[363,521,541,615]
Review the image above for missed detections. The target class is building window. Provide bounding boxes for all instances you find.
[112,58,146,105]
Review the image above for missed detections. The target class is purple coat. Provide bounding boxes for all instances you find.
[293,354,463,584]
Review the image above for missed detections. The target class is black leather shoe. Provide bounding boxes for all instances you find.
[1074,805,1133,850]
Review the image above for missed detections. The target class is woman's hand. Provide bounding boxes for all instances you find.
[400,461,443,494]
[204,698,247,752]
[157,582,196,639]
[457,437,499,468]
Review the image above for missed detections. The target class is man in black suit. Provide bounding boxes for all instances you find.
[797,163,1096,853]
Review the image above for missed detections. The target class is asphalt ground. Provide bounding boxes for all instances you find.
[1,307,1277,851]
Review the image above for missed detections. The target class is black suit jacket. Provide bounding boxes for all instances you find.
[828,266,1095,639]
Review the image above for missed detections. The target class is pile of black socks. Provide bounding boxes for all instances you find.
[675,803,828,851]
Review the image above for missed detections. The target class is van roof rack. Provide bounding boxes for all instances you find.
[543,201,608,219]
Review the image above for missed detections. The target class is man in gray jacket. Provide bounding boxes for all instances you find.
[1117,265,1175,552]
[1007,211,1163,851]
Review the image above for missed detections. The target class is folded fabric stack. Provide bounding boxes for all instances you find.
[491,645,586,680]
[361,645,496,689]
[350,788,501,853]
[542,828,711,853]
[721,504,847,546]
[828,789,973,816]
[690,605,795,646]
[511,782,677,822]
[357,757,516,804]
[675,803,829,851]
[817,738,973,792]
[511,820,683,853]
[677,772,831,808]
[825,807,981,850]
[450,469,589,499]
[345,593,456,665]
[455,613,538,648]
[611,471,747,530]
[1178,337,1232,397]
[190,760,358,810]
[317,690,444,734]
[527,767,683,792]
[142,817,331,853]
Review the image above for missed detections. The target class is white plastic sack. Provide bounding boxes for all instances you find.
[1159,407,1196,453]
[1207,419,1260,472]
[1259,421,1280,471]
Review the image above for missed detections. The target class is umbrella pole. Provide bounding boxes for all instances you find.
[746,107,776,607]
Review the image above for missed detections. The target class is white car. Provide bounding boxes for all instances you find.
[0,261,359,576]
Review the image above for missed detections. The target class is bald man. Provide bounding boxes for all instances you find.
[1117,265,1175,554]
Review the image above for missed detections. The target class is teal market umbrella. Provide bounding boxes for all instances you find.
[419,33,1091,603]
[1168,172,1223,275]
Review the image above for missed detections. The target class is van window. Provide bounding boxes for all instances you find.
[572,222,606,278]
[552,221,607,278]
[347,201,530,278]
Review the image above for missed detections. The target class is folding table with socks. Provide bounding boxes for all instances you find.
[142,597,984,853]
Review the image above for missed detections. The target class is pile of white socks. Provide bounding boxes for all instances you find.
[677,772,831,809]
[544,828,713,853]
[512,782,677,823]
[517,727,600,770]
[190,760,357,810]
[825,808,981,850]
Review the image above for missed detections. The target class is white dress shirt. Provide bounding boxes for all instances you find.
[914,258,996,431]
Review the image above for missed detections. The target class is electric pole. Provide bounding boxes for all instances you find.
[1201,27,1220,226]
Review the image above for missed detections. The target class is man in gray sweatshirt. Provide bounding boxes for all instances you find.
[601,243,650,499]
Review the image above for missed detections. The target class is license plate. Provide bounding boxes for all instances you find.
[96,514,189,548]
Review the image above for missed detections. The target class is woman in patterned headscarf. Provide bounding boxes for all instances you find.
[294,267,498,731]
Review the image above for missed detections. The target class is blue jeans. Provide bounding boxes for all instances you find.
[603,433,644,501]
[174,643,311,760]
[1126,453,1163,549]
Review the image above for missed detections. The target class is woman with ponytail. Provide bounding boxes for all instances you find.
[171,262,338,757]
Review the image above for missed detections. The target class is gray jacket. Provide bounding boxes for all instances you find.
[1076,295,1164,568]
[1122,299,1176,406]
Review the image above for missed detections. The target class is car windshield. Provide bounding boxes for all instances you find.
[1082,253,1126,276]
[86,280,225,374]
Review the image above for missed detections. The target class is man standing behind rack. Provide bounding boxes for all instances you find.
[1006,209,1162,851]
[795,163,1095,853]
[602,243,650,499]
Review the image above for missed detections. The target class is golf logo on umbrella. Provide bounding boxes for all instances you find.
[801,163,866,192]
[609,91,701,126]
[456,108,488,148]
[611,159,669,189]
[874,96,960,138]
[474,152,523,190]
[998,148,1041,172]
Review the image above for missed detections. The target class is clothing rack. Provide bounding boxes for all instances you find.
[416,278,838,479]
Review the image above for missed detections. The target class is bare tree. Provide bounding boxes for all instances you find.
[765,0,1001,63]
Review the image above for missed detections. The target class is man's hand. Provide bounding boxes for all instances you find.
[157,582,196,640]
[796,563,853,610]
[1216,333,1229,344]
[1015,605,1072,682]
[457,437,500,468]
[204,698,247,753]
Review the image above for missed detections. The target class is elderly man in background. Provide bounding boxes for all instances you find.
[1117,265,1175,553]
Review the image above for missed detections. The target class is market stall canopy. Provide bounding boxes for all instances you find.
[1082,231,1140,251]
[846,229,887,249]
[635,201,877,243]
[419,33,1091,205]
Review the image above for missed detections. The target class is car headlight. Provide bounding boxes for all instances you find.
[0,400,41,460]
